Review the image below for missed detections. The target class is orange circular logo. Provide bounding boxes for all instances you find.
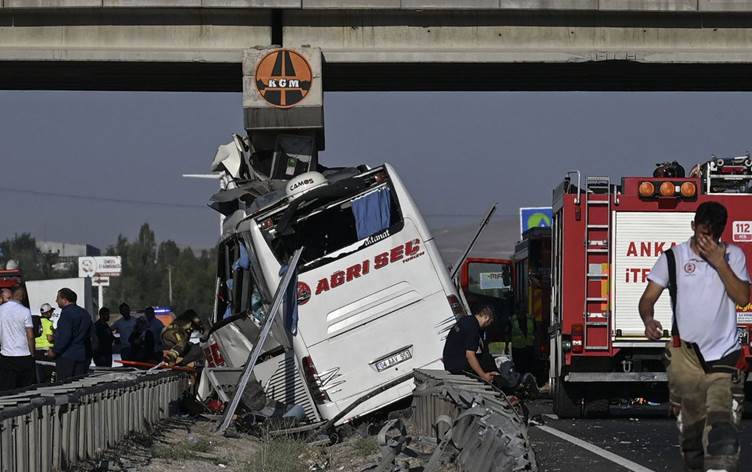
[255,49,313,108]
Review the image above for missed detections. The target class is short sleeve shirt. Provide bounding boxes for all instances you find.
[648,240,750,361]
[442,315,482,372]
[0,301,34,357]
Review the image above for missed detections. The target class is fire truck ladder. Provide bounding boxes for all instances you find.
[583,176,611,351]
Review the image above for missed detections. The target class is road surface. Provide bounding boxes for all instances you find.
[528,399,750,472]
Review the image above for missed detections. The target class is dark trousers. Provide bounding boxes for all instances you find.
[512,346,535,376]
[34,350,54,383]
[119,347,133,362]
[55,357,90,382]
[93,352,112,367]
[0,354,35,391]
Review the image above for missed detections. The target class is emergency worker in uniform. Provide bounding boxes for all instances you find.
[442,306,497,383]
[639,202,750,472]
[34,303,55,382]
[162,309,205,366]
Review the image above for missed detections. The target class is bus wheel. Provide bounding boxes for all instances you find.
[553,379,582,419]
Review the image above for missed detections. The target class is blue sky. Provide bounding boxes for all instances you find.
[1,91,750,249]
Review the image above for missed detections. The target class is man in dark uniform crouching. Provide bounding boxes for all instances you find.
[442,305,498,383]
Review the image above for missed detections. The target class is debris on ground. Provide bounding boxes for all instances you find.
[69,369,539,472]
[342,370,538,472]
[69,415,408,472]
[71,417,260,472]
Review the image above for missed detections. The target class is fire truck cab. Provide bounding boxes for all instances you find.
[458,257,514,321]
[0,266,23,292]
[551,157,752,418]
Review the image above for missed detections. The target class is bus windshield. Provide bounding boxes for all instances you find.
[258,169,404,271]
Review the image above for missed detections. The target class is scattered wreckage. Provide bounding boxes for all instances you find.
[191,133,537,471]
[366,369,537,472]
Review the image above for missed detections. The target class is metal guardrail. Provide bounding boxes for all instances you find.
[0,370,189,472]
[409,369,538,472]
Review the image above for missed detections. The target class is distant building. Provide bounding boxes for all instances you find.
[37,241,101,272]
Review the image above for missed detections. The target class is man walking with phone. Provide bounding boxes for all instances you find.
[639,201,750,472]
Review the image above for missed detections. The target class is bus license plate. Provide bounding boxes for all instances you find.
[375,349,412,372]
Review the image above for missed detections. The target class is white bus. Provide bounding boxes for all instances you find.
[207,163,463,424]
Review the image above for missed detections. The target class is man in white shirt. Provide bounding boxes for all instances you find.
[0,287,36,391]
[639,201,750,472]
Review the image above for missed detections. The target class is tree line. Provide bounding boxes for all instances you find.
[0,224,217,317]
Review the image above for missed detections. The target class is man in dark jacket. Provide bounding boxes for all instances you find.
[47,288,93,381]
[93,307,114,367]
[144,306,164,361]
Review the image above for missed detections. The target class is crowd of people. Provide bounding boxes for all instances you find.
[0,287,177,393]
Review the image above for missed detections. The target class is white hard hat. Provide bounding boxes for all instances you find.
[5,260,18,270]
[285,171,328,200]
[40,303,54,314]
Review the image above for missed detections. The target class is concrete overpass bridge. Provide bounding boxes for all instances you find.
[3,1,752,91]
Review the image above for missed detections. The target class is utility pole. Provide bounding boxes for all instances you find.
[167,265,173,305]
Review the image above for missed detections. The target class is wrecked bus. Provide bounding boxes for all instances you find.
[207,163,463,424]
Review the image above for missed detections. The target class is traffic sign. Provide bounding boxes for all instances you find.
[519,207,553,236]
[92,276,110,287]
[78,256,122,278]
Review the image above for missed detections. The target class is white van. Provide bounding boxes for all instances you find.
[207,164,463,424]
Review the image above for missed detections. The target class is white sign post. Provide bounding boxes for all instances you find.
[78,256,121,310]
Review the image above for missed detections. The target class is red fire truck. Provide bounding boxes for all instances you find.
[551,157,752,418]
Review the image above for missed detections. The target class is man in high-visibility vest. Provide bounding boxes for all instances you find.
[510,303,535,376]
[33,303,55,383]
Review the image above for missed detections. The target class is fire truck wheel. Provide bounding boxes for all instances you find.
[582,398,609,418]
[553,380,583,419]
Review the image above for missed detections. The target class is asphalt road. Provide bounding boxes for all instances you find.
[527,399,751,472]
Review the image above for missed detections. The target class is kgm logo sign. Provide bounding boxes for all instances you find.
[255,49,313,108]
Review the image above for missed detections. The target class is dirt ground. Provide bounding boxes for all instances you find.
[72,415,388,472]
